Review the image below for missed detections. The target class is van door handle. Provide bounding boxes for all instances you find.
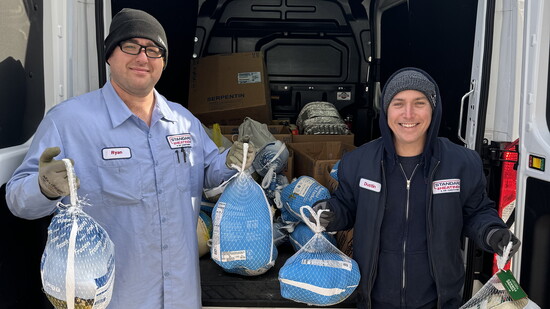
[458,81,475,144]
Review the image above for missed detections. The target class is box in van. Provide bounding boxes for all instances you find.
[188,52,272,125]
[288,141,356,188]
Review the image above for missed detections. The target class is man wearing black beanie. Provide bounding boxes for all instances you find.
[311,67,520,308]
[104,8,169,68]
[6,7,255,309]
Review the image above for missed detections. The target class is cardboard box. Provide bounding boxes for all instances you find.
[325,162,340,193]
[218,125,292,144]
[282,149,294,181]
[188,52,272,125]
[288,142,356,187]
[291,133,355,145]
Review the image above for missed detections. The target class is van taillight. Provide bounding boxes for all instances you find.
[492,139,519,274]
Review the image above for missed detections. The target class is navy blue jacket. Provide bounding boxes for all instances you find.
[325,68,506,309]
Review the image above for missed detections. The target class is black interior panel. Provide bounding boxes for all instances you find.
[194,0,372,123]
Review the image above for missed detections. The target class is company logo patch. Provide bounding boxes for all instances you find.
[166,133,192,149]
[359,178,381,192]
[433,179,461,194]
[102,147,131,160]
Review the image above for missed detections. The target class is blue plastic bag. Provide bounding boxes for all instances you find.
[289,222,337,252]
[275,176,330,223]
[279,206,360,306]
[211,143,277,276]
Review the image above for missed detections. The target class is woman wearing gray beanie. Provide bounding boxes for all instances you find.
[312,67,519,308]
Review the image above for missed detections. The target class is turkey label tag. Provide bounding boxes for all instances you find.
[496,270,528,300]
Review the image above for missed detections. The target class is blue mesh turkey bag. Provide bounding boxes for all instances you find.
[41,159,115,309]
[279,206,360,306]
[329,160,340,181]
[275,176,331,223]
[326,160,341,193]
[211,143,277,276]
[273,216,296,247]
[289,222,337,252]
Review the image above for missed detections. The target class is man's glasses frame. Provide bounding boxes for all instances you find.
[118,41,165,59]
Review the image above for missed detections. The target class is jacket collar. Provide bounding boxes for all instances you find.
[102,81,177,128]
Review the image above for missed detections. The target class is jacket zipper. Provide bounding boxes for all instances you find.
[367,160,387,309]
[399,162,420,307]
[427,160,441,308]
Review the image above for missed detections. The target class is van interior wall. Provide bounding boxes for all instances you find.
[111,0,477,147]
[380,0,477,145]
[111,1,198,106]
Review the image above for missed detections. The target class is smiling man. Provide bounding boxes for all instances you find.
[311,67,520,308]
[6,8,254,309]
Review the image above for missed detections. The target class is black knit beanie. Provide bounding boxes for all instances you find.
[104,8,168,68]
[382,69,437,113]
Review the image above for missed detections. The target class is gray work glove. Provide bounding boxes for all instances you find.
[226,136,256,170]
[38,147,80,199]
[310,200,334,228]
[487,228,521,258]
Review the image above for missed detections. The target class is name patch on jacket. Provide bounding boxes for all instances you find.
[166,133,192,149]
[359,178,381,192]
[102,147,131,160]
[432,179,461,194]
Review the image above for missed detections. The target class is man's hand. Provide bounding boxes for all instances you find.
[310,200,334,228]
[226,137,256,170]
[38,147,79,198]
[488,228,521,257]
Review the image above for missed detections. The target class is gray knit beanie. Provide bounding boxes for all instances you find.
[382,69,437,113]
[104,8,168,68]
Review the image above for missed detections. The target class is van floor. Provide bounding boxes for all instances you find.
[200,242,357,307]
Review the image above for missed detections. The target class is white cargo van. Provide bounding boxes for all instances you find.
[0,0,547,308]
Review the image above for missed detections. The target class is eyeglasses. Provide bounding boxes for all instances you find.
[118,41,165,58]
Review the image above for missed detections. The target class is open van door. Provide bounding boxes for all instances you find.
[0,2,48,307]
[458,0,529,302]
[462,0,548,306]
[514,0,550,306]
[0,1,109,307]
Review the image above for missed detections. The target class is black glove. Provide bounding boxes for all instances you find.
[487,228,521,257]
[310,200,334,228]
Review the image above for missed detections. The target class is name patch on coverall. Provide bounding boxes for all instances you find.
[359,178,381,192]
[432,179,461,194]
[102,147,131,160]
